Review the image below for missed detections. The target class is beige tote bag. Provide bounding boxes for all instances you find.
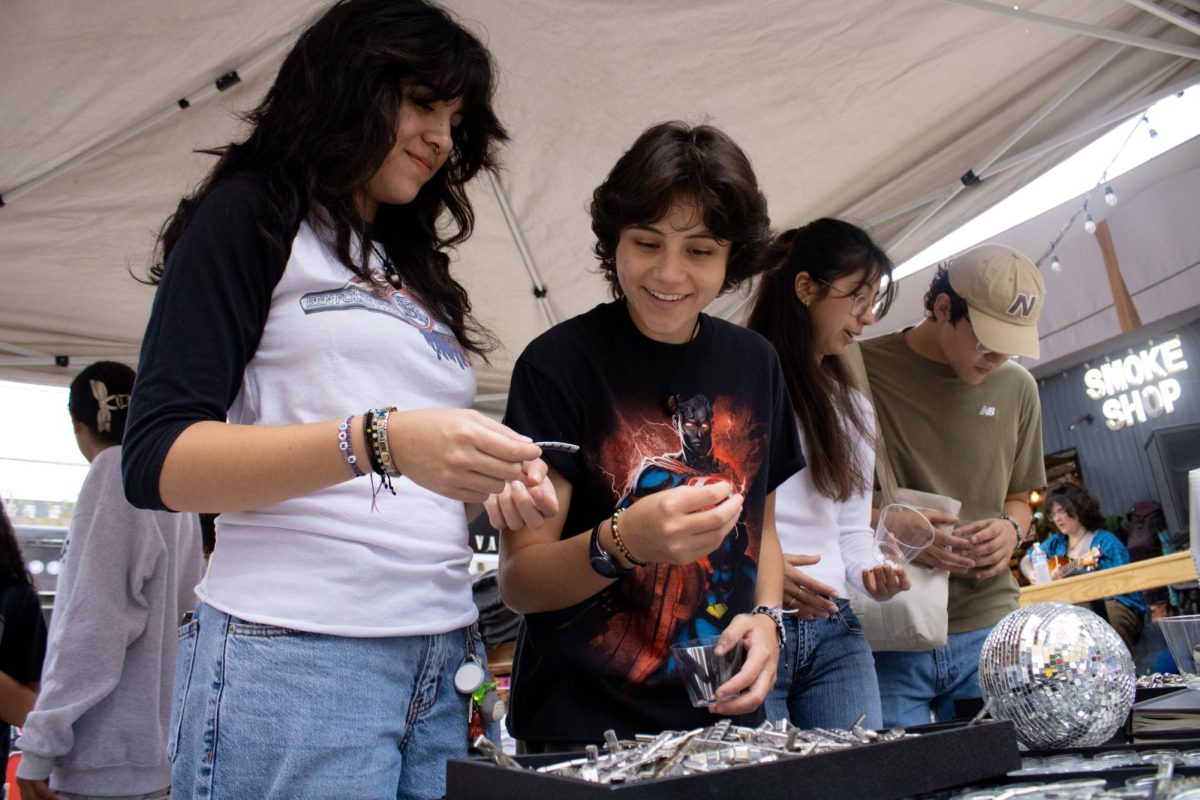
[839,343,950,652]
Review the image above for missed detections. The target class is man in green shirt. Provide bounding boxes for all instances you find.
[862,243,1046,727]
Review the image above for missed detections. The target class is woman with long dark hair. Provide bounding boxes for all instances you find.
[746,218,906,730]
[0,497,46,776]
[121,1,550,796]
[488,122,802,748]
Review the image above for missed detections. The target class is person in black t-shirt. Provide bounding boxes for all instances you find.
[0,499,48,771]
[486,122,804,747]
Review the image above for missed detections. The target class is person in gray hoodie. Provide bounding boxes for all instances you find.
[17,362,203,800]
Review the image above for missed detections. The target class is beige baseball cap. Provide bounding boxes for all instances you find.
[945,243,1045,359]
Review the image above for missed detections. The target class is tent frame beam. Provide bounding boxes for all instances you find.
[1120,0,1200,36]
[885,13,1151,252]
[866,73,1195,229]
[0,33,296,207]
[486,172,558,332]
[943,0,1200,60]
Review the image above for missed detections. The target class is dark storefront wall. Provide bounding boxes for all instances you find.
[1037,314,1200,531]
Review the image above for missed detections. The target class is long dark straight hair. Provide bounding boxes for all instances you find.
[0,499,35,588]
[149,0,507,356]
[747,218,896,501]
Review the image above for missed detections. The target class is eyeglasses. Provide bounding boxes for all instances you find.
[964,317,1009,361]
[812,277,883,317]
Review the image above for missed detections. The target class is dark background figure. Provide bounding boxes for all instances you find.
[0,498,48,776]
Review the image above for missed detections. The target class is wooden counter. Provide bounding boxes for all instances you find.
[1019,551,1197,606]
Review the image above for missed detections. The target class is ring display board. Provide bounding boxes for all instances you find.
[447,721,1020,800]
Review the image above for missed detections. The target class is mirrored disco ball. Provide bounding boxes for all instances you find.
[979,602,1135,749]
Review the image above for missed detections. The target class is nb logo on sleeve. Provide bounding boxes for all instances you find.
[979,405,997,417]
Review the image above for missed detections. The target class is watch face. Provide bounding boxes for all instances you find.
[590,552,619,579]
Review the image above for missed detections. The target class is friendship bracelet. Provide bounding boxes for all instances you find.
[337,415,364,478]
[366,406,402,478]
[362,410,384,475]
[610,508,646,567]
[750,605,786,647]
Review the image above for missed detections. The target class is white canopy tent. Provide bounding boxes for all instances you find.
[2,0,1198,412]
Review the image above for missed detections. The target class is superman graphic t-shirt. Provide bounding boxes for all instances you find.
[502,299,803,742]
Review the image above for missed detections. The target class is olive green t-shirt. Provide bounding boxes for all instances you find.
[861,329,1046,633]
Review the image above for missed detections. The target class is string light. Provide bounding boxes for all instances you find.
[1142,114,1158,139]
[1034,112,1151,271]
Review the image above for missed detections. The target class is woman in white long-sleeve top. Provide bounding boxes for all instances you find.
[746,218,908,730]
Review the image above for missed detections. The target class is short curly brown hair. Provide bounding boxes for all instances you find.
[589,121,771,298]
[1046,482,1106,533]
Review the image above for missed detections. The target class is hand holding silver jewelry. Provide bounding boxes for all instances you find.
[617,481,743,566]
[384,408,543,504]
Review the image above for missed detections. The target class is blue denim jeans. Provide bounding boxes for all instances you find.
[764,599,883,730]
[872,626,992,728]
[170,602,485,800]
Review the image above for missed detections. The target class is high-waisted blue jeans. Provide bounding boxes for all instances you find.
[764,599,883,730]
[170,602,485,799]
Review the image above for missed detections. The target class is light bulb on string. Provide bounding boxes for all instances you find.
[1142,114,1158,139]
[1050,254,1062,273]
[1104,185,1118,206]
[1084,214,1096,234]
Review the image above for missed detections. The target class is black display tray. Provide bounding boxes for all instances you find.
[446,721,1020,800]
[914,740,1200,797]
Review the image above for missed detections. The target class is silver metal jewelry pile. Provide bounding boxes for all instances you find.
[1136,672,1189,688]
[472,715,912,784]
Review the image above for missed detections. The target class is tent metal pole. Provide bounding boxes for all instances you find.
[0,354,141,368]
[942,0,1200,60]
[867,72,1193,228]
[979,75,1197,179]
[940,0,1195,59]
[486,171,558,331]
[0,341,47,358]
[886,14,1154,252]
[1120,0,1200,36]
[0,34,295,207]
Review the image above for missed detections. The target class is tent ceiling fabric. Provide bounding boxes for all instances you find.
[2,1,1198,405]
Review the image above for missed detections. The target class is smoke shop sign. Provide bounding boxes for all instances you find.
[1084,337,1188,431]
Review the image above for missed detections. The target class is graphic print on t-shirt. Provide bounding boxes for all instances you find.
[298,270,468,368]
[585,392,764,686]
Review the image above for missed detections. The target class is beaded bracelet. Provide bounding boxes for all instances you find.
[365,406,402,478]
[610,507,647,567]
[362,409,384,475]
[337,415,364,478]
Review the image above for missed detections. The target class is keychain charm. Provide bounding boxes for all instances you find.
[454,656,485,695]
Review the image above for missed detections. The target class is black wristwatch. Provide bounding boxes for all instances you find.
[589,521,633,579]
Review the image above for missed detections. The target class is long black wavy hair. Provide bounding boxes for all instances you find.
[0,499,35,588]
[747,219,895,501]
[150,0,508,356]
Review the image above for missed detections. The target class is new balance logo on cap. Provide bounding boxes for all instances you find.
[1007,293,1037,318]
[945,243,1046,360]
[979,405,996,417]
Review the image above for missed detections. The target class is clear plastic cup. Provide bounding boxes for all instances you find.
[874,503,937,566]
[1158,615,1200,689]
[670,636,745,708]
